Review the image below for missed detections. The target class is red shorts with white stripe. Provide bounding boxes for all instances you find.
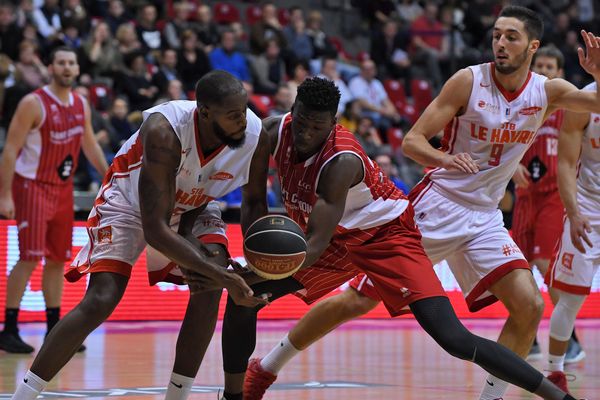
[292,205,447,317]
[13,174,73,262]
[512,189,564,261]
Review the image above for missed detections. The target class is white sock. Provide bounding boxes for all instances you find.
[165,372,194,400]
[479,374,509,400]
[12,370,48,400]
[547,354,565,372]
[260,334,300,375]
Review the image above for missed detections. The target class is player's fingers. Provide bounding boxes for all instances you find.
[572,233,585,254]
[581,30,592,49]
[577,47,585,65]
[582,231,593,249]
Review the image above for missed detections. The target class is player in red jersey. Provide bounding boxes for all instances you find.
[208,77,578,400]
[511,45,584,363]
[0,47,108,353]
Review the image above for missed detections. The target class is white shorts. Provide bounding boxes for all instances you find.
[546,195,600,295]
[67,201,227,285]
[412,186,529,312]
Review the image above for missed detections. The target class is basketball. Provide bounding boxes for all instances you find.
[243,215,307,280]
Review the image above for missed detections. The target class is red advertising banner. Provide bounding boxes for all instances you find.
[1,221,599,322]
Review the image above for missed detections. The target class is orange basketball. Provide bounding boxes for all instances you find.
[243,215,307,280]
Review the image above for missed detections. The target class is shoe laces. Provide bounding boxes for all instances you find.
[545,370,576,383]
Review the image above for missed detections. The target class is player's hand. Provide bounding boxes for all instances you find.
[512,164,531,189]
[440,153,479,174]
[578,30,600,78]
[0,194,15,219]
[181,268,223,293]
[222,271,269,307]
[568,212,593,253]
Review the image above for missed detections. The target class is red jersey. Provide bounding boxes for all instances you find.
[14,86,86,185]
[273,113,409,238]
[517,109,563,195]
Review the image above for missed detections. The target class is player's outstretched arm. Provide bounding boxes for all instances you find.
[546,31,600,115]
[241,129,271,234]
[301,153,363,268]
[0,94,42,219]
[401,69,479,174]
[557,110,593,253]
[139,113,266,307]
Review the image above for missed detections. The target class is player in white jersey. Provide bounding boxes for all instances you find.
[10,71,270,400]
[542,82,600,393]
[240,6,600,400]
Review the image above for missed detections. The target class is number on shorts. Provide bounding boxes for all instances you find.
[488,143,504,166]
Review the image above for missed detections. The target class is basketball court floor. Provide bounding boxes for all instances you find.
[1,318,598,399]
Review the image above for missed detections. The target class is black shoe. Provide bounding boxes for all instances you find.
[0,331,35,354]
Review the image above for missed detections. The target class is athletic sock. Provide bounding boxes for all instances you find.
[13,370,48,400]
[4,308,19,333]
[479,374,509,400]
[45,307,60,333]
[261,334,300,375]
[165,372,194,400]
[548,354,565,372]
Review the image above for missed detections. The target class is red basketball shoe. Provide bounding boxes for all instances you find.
[243,358,277,400]
[547,371,569,393]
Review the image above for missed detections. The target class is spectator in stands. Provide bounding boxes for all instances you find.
[370,19,411,80]
[118,51,158,112]
[545,12,572,48]
[177,29,212,94]
[339,99,362,132]
[192,4,220,53]
[135,3,162,58]
[318,55,353,115]
[31,0,61,41]
[268,83,293,117]
[155,79,187,104]
[354,0,397,30]
[249,2,286,55]
[410,1,444,91]
[374,153,410,194]
[248,38,286,95]
[462,0,496,50]
[354,116,384,158]
[55,20,82,50]
[306,10,337,59]
[395,0,423,23]
[209,29,251,85]
[82,21,120,79]
[15,40,49,89]
[0,2,24,61]
[348,59,402,133]
[60,0,89,35]
[105,0,131,35]
[115,22,142,69]
[163,0,192,50]
[286,58,310,101]
[109,96,135,147]
[283,7,313,62]
[152,48,180,95]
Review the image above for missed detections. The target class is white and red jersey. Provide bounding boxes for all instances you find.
[517,109,563,195]
[427,62,549,209]
[579,83,600,209]
[273,113,408,236]
[14,86,86,185]
[89,101,261,226]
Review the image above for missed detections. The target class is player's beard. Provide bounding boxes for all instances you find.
[55,75,75,88]
[213,120,246,149]
[495,47,529,75]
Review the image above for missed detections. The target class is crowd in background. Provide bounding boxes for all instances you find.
[0,0,597,213]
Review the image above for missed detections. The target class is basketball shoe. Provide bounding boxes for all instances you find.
[547,371,569,393]
[244,358,277,400]
[0,330,34,353]
[564,337,585,364]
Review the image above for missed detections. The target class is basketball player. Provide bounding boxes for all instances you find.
[242,7,600,400]
[0,47,108,354]
[512,45,584,362]
[210,76,581,400]
[9,71,269,400]
[543,82,600,393]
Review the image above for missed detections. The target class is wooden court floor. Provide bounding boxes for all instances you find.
[1,319,598,399]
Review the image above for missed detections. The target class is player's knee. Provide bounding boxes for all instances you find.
[433,328,473,360]
[340,289,378,317]
[79,289,122,321]
[510,292,544,327]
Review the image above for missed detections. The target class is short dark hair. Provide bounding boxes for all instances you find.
[533,44,564,70]
[48,46,78,64]
[296,76,340,117]
[498,6,544,40]
[195,70,245,107]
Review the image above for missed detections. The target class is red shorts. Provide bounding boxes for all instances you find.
[13,175,73,262]
[292,206,447,317]
[512,189,564,261]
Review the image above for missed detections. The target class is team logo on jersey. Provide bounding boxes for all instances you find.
[591,137,600,149]
[209,171,234,181]
[518,106,543,116]
[594,116,600,124]
[561,253,574,270]
[477,100,500,114]
[298,181,312,190]
[97,226,113,244]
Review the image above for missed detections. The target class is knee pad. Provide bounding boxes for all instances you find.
[550,292,586,341]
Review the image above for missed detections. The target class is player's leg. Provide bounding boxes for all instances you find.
[222,277,303,400]
[12,271,129,400]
